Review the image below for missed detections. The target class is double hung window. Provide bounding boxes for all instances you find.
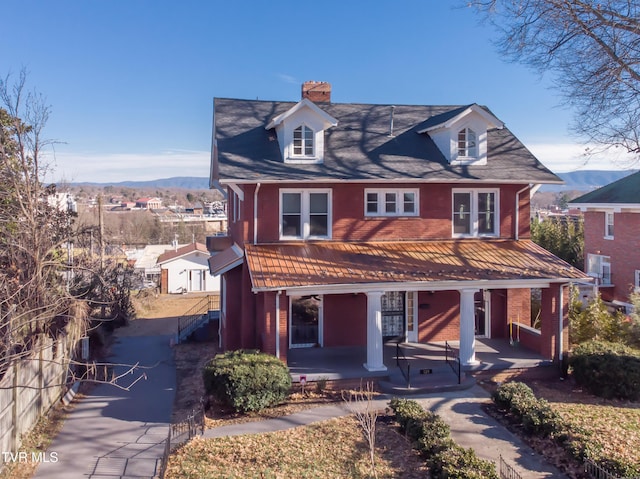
[587,254,612,285]
[292,125,314,157]
[457,127,477,158]
[281,189,331,239]
[452,189,498,236]
[365,189,418,217]
[605,212,614,238]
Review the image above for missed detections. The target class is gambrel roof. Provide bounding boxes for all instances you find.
[212,98,561,184]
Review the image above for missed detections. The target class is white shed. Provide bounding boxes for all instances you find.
[157,243,220,294]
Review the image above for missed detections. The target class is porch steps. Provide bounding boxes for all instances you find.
[176,295,220,344]
[378,369,476,395]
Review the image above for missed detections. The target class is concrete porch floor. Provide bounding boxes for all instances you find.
[287,338,554,394]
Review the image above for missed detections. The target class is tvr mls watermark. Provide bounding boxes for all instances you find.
[2,451,59,463]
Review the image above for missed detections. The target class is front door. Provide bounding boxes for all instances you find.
[290,295,322,348]
[382,291,405,338]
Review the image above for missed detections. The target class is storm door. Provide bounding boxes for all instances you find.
[382,291,405,338]
[290,295,322,348]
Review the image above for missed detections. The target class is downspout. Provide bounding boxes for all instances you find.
[275,290,281,359]
[558,282,572,362]
[253,183,261,244]
[514,184,530,240]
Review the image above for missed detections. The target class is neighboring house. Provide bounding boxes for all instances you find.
[570,170,640,311]
[157,242,219,294]
[208,81,589,371]
[128,244,180,286]
[136,197,162,210]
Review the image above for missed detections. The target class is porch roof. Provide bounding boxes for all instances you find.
[244,239,590,292]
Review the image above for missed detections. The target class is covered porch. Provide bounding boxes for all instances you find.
[287,338,554,392]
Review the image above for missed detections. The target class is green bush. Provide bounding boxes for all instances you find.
[491,381,535,410]
[416,412,451,457]
[389,399,497,478]
[493,382,563,437]
[202,349,292,413]
[389,397,429,439]
[569,340,640,400]
[431,444,499,479]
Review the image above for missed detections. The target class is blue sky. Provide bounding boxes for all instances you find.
[2,1,634,183]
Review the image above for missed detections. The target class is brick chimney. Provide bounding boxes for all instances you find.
[301,81,331,103]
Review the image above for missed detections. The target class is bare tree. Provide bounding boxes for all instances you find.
[342,382,379,479]
[470,0,640,159]
[0,71,142,391]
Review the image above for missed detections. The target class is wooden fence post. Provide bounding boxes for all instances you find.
[11,361,18,452]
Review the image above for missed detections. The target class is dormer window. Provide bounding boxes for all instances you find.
[293,125,314,157]
[457,128,477,157]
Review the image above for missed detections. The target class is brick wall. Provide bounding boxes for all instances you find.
[254,182,530,242]
[417,290,460,341]
[584,210,640,303]
[323,294,367,347]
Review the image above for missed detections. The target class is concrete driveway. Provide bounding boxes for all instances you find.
[33,333,176,479]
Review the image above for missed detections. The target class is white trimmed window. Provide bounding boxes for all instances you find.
[365,189,419,217]
[587,254,612,285]
[452,189,499,237]
[280,189,331,239]
[292,125,314,157]
[457,127,477,158]
[605,212,614,238]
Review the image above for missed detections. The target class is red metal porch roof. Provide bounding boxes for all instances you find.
[244,239,589,291]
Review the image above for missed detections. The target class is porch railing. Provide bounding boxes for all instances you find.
[395,338,411,389]
[445,341,461,385]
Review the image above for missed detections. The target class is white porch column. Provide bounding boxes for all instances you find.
[364,291,387,372]
[459,288,480,366]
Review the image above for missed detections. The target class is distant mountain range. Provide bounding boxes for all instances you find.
[73,177,211,189]
[72,170,637,193]
[540,170,638,192]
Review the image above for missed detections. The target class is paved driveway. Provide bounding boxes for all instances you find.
[33,334,175,479]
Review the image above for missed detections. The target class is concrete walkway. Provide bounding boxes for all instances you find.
[33,334,175,479]
[204,385,566,479]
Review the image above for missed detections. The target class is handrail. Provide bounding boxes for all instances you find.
[177,294,220,341]
[395,337,411,389]
[445,341,461,385]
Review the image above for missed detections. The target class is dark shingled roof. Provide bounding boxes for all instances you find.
[571,170,640,204]
[212,98,562,184]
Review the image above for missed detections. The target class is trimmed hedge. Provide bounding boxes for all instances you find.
[202,349,292,413]
[569,340,640,400]
[492,382,563,437]
[389,398,498,479]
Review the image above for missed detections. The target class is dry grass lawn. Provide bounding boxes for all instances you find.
[165,415,427,479]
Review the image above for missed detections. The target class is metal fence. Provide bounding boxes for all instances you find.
[158,404,205,478]
[499,455,523,479]
[585,459,640,479]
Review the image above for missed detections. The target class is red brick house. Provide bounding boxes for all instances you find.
[570,170,640,311]
[208,81,588,372]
